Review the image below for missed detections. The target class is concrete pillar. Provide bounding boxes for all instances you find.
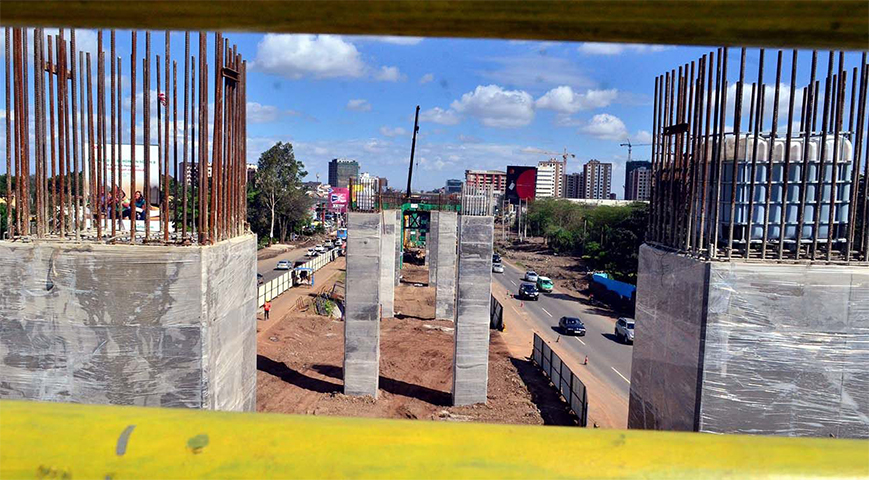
[434,211,457,320]
[380,210,397,318]
[394,210,402,287]
[452,215,494,406]
[344,212,381,397]
[428,211,438,285]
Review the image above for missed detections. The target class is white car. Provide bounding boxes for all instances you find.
[306,249,317,257]
[315,245,327,253]
[615,317,635,344]
[275,260,291,270]
[524,270,538,282]
[492,263,504,273]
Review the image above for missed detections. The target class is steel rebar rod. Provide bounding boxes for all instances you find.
[795,52,818,260]
[760,51,782,259]
[845,56,867,261]
[727,48,746,259]
[711,47,728,257]
[777,51,799,260]
[826,52,846,261]
[164,32,170,242]
[130,30,137,244]
[182,33,189,239]
[811,52,834,260]
[144,33,151,241]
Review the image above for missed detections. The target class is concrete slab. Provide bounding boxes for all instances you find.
[380,210,397,318]
[452,215,494,406]
[435,211,457,320]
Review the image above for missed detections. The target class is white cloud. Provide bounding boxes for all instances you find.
[577,42,672,55]
[634,130,653,144]
[419,107,460,125]
[535,86,618,114]
[350,35,424,45]
[458,134,482,144]
[346,99,372,112]
[374,65,405,82]
[451,85,535,128]
[379,126,407,137]
[580,113,629,140]
[480,56,595,90]
[419,73,434,84]
[253,34,365,79]
[246,102,281,124]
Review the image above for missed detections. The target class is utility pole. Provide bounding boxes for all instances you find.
[405,105,420,201]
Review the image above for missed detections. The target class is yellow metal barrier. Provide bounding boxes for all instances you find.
[1,400,866,479]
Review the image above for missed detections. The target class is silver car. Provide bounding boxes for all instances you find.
[275,260,292,270]
[524,270,538,282]
[615,317,635,344]
[492,263,504,273]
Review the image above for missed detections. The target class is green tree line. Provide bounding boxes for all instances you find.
[524,199,648,283]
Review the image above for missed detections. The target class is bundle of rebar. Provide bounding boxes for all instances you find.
[649,47,868,263]
[3,28,247,245]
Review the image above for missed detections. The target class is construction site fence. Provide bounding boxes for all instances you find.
[533,333,588,427]
[490,295,504,331]
[256,247,341,307]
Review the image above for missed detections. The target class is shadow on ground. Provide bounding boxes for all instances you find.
[601,332,630,345]
[312,364,451,406]
[257,354,341,394]
[508,357,579,426]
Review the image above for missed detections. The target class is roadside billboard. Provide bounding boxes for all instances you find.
[505,165,537,204]
[328,187,349,213]
[88,143,160,201]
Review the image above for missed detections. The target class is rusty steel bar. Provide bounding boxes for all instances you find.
[698,51,714,255]
[848,66,857,141]
[130,30,136,244]
[748,83,756,134]
[760,51,783,260]
[846,56,867,261]
[116,54,122,236]
[826,52,846,261]
[862,70,869,260]
[164,32,170,242]
[726,48,746,259]
[59,33,70,237]
[240,58,247,234]
[34,29,44,237]
[182,33,189,239]
[144,33,151,240]
[800,86,808,134]
[86,52,96,238]
[5,28,11,238]
[811,52,834,260]
[745,49,765,258]
[23,28,30,235]
[688,57,705,254]
[190,53,196,241]
[211,32,222,243]
[667,67,679,246]
[663,69,673,243]
[110,31,116,238]
[777,50,798,260]
[795,51,818,260]
[157,54,163,238]
[648,76,659,238]
[711,47,728,258]
[199,32,207,244]
[96,35,105,240]
[48,35,58,234]
[173,59,178,238]
[657,72,667,243]
[13,29,21,236]
[79,50,88,236]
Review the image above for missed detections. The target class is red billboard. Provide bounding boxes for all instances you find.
[505,166,537,204]
[328,187,349,213]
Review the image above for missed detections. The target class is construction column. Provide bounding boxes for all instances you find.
[434,211,457,320]
[428,211,438,285]
[344,212,382,397]
[452,215,494,406]
[380,210,397,319]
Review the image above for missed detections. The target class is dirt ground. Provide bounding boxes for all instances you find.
[256,263,578,426]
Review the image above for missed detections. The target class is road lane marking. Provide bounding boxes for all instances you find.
[541,307,553,317]
[611,367,630,384]
[575,337,585,345]
[509,280,517,286]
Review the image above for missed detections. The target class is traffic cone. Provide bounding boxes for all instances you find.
[583,355,588,365]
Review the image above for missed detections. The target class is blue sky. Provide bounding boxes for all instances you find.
[1,31,865,197]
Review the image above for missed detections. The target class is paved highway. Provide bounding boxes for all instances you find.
[493,260,633,401]
[257,247,309,283]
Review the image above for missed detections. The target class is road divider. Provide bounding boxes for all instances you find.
[257,248,342,307]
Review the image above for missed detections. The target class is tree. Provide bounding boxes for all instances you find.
[249,142,309,245]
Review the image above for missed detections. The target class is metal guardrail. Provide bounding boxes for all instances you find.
[256,247,340,307]
[532,333,588,427]
[2,399,866,479]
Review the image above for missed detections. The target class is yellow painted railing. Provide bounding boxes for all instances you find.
[1,400,867,479]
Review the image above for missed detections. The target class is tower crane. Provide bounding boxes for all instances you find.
[619,139,651,163]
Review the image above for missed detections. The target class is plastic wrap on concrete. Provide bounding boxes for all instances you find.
[0,235,257,411]
[452,216,494,406]
[344,212,381,397]
[701,262,869,438]
[629,243,869,438]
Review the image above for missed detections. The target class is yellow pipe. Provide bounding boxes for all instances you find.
[1,400,867,479]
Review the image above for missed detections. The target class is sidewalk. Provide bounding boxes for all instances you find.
[256,257,346,342]
[491,277,628,429]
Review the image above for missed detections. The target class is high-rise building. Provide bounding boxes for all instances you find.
[445,179,463,194]
[535,159,565,198]
[627,166,652,201]
[624,160,652,200]
[565,172,584,198]
[328,158,360,189]
[582,159,612,199]
[465,169,506,194]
